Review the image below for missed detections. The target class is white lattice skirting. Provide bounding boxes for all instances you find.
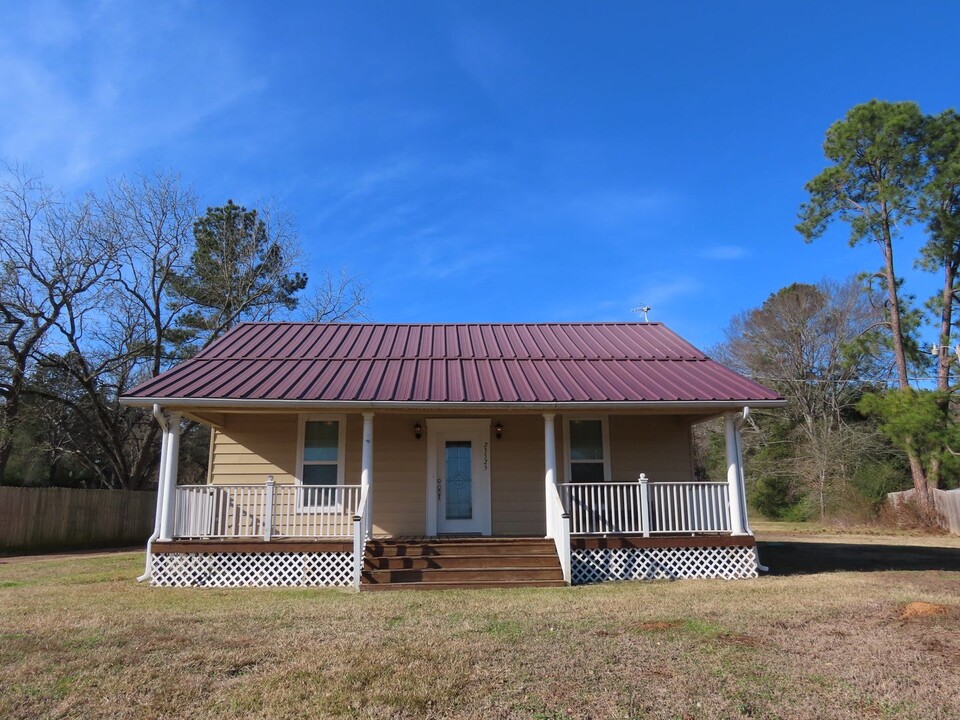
[151,551,354,588]
[571,545,759,584]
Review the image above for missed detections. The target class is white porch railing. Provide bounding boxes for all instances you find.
[648,481,730,534]
[561,477,731,536]
[546,482,572,583]
[352,484,371,590]
[173,481,362,540]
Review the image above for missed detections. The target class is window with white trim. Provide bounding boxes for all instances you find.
[298,415,345,508]
[566,417,610,483]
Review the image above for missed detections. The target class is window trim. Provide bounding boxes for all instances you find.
[296,413,347,512]
[563,415,612,484]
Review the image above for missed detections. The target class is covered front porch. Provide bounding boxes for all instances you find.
[146,409,758,589]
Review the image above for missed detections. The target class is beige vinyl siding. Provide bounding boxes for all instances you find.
[491,414,546,536]
[368,414,427,536]
[608,415,694,483]
[205,410,697,537]
[209,412,426,536]
[209,414,299,484]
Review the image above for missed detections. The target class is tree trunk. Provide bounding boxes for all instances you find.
[928,258,959,492]
[0,362,25,482]
[936,261,957,393]
[880,213,911,390]
[0,439,13,483]
[880,208,937,510]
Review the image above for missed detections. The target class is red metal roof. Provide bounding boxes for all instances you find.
[122,323,783,406]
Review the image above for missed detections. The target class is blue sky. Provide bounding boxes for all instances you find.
[2,1,958,349]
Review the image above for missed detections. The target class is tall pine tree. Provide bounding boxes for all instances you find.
[172,200,307,349]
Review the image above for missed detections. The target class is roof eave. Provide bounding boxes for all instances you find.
[119,396,787,412]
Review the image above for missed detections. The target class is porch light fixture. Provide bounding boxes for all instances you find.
[414,422,422,440]
[494,421,503,439]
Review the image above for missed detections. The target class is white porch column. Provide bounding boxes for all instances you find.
[158,412,181,542]
[361,412,374,539]
[724,412,748,536]
[544,412,557,538]
[151,428,171,537]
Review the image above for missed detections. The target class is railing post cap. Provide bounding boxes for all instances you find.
[638,473,648,483]
[266,475,275,485]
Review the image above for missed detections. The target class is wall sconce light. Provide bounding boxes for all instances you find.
[414,422,422,440]
[494,421,503,440]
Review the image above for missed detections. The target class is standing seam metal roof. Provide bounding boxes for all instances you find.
[122,322,783,404]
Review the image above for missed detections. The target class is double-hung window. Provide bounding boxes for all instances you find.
[566,417,610,483]
[298,415,345,509]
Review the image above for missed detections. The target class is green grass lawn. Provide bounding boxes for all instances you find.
[1,538,959,720]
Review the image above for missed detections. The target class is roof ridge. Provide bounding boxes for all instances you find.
[185,356,708,361]
[234,321,667,328]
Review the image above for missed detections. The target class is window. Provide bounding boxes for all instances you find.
[566,417,610,483]
[298,415,345,508]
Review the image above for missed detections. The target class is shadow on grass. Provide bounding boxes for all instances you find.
[758,540,960,575]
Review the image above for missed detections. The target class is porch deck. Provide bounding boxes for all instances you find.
[149,533,759,589]
[151,533,756,552]
[147,477,757,588]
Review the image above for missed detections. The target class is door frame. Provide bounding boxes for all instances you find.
[425,418,492,536]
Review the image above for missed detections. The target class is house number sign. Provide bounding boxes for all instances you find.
[483,442,488,471]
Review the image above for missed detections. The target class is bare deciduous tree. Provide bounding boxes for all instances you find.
[31,173,200,489]
[2,169,369,489]
[302,268,369,323]
[0,166,111,481]
[715,278,891,519]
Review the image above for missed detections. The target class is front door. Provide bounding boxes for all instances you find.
[427,419,492,535]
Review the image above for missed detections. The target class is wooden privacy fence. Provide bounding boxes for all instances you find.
[0,486,157,551]
[887,487,960,535]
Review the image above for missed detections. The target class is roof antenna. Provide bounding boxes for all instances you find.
[631,306,652,322]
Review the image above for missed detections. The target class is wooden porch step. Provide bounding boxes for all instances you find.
[366,553,559,570]
[367,539,557,557]
[364,567,563,584]
[362,579,567,591]
[360,538,564,590]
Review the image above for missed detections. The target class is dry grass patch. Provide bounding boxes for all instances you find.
[1,549,959,719]
[752,521,960,548]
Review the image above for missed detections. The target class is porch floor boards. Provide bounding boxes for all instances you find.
[153,534,756,555]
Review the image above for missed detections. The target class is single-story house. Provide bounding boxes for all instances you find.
[121,322,784,590]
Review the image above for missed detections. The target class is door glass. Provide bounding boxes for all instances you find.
[445,441,473,520]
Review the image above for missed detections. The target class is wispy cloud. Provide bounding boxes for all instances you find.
[308,152,501,248]
[0,2,265,186]
[546,298,628,322]
[631,277,700,312]
[699,245,748,260]
[567,188,678,230]
[411,244,509,281]
[448,17,528,100]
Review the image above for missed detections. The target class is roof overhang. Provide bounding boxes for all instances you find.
[120,396,787,413]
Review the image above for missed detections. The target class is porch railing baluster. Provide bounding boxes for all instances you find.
[560,480,732,536]
[170,482,363,540]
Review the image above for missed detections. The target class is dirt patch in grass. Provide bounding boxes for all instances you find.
[899,601,951,619]
[2,551,960,719]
